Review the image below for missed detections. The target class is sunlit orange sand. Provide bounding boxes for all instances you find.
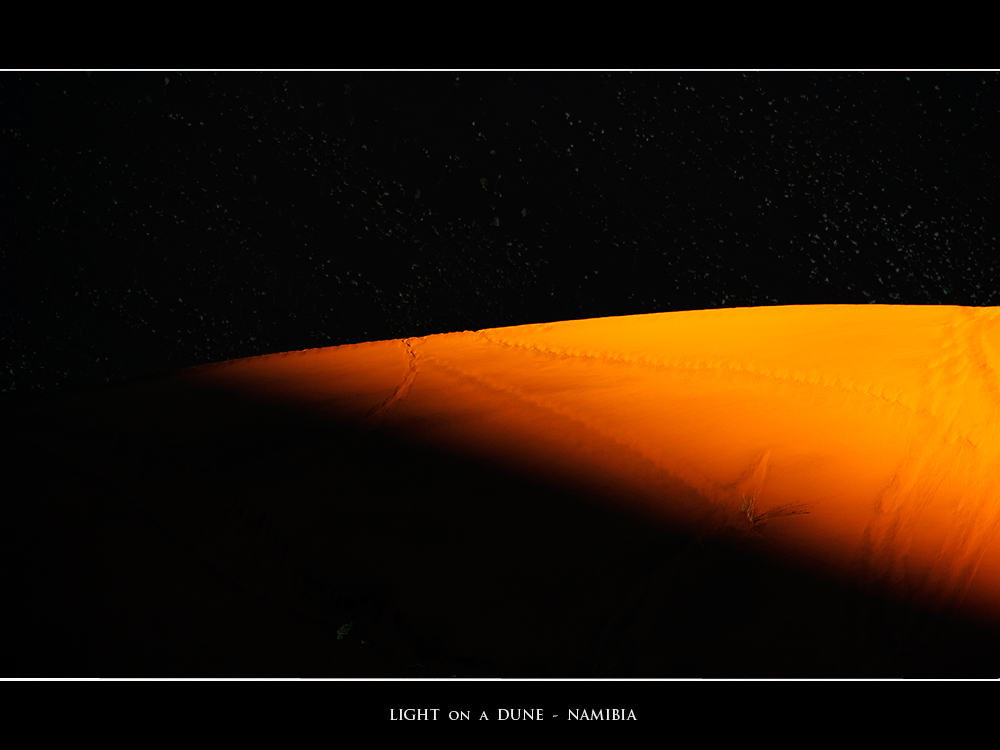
[5,304,1000,676]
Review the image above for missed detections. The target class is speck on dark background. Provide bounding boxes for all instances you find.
[2,71,999,398]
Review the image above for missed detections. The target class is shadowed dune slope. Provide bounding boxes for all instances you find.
[4,304,1000,677]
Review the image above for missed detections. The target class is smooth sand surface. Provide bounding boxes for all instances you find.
[4,304,1000,677]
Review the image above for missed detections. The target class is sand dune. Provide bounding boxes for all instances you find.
[4,304,1000,676]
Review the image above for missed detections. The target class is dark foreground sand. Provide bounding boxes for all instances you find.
[4,305,1000,677]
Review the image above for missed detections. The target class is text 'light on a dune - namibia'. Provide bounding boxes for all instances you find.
[186,304,1000,627]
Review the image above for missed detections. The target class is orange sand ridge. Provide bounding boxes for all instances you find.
[186,304,1000,625]
[8,303,1000,675]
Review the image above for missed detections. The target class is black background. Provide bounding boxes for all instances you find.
[4,70,998,400]
[3,72,997,699]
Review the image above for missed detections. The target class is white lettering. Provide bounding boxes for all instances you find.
[567,708,637,720]
[498,709,544,720]
[390,709,440,720]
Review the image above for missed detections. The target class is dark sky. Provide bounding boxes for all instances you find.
[3,71,999,399]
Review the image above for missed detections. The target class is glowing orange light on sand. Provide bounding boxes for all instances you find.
[189,304,1000,625]
[13,303,1000,675]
